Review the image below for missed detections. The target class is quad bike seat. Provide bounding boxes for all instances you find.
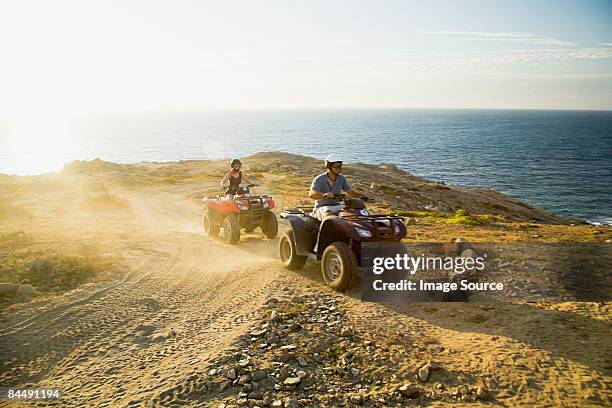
[345,198,365,210]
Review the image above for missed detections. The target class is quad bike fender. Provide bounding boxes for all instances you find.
[220,199,240,213]
[204,199,220,210]
[317,217,362,262]
[282,215,317,256]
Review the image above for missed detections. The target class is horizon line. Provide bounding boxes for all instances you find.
[4,106,609,117]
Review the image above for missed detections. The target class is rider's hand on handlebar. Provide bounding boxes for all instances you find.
[323,192,335,199]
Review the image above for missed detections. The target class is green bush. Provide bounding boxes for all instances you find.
[445,209,482,226]
[378,185,396,195]
[387,209,501,226]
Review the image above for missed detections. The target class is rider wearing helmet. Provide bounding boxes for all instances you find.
[309,154,361,221]
[221,158,250,198]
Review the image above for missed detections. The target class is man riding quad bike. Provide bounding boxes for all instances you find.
[279,155,407,290]
[202,159,278,244]
[308,154,362,221]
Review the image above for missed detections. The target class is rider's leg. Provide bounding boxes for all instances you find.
[322,210,336,220]
[315,205,343,221]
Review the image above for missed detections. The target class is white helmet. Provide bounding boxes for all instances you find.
[325,154,343,165]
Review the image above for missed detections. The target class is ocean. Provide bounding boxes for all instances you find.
[1,109,611,224]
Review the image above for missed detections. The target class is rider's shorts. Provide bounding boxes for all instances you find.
[313,204,343,221]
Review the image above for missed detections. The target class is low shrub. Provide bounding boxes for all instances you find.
[388,209,501,226]
[378,185,396,195]
[0,232,121,294]
[82,185,129,210]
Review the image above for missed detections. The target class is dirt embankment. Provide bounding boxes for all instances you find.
[56,151,573,224]
[0,152,610,407]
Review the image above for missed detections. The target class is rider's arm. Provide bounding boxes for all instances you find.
[220,172,230,188]
[341,177,360,198]
[309,176,334,200]
[309,189,334,200]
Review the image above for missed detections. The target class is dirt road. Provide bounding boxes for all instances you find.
[1,175,610,407]
[0,188,285,406]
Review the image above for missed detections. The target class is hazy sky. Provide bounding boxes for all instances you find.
[1,0,611,113]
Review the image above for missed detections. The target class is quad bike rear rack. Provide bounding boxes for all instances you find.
[281,207,316,216]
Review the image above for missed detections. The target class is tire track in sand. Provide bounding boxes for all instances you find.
[2,230,281,408]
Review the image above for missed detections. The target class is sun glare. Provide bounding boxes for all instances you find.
[4,114,80,175]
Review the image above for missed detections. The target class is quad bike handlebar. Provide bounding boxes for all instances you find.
[329,193,372,202]
[222,183,259,193]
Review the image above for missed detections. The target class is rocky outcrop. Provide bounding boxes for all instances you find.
[158,294,492,407]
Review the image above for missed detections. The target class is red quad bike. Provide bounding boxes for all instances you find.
[202,184,278,244]
[279,194,407,290]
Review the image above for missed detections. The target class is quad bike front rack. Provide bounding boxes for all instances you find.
[339,214,406,241]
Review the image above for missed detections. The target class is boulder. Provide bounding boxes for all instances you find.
[283,377,301,386]
[476,386,489,400]
[349,394,363,404]
[460,248,479,260]
[252,370,267,381]
[418,364,430,382]
[399,383,419,398]
[0,283,20,295]
[237,373,251,385]
[17,284,40,297]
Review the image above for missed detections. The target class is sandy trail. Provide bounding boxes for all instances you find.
[0,190,282,406]
[1,181,609,407]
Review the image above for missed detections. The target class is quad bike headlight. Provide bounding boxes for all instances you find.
[263,201,269,209]
[237,203,249,211]
[393,223,401,235]
[355,227,373,238]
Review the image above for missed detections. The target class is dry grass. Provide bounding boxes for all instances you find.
[82,184,130,210]
[0,197,32,219]
[0,230,122,296]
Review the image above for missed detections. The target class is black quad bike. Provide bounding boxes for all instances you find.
[279,194,407,290]
[202,184,278,244]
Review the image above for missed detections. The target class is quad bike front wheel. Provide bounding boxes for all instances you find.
[279,230,307,270]
[262,211,278,239]
[203,213,220,236]
[223,214,241,244]
[321,241,358,291]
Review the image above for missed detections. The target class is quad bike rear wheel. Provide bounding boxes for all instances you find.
[279,230,307,270]
[203,213,220,236]
[262,212,278,239]
[223,214,241,244]
[321,242,358,291]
